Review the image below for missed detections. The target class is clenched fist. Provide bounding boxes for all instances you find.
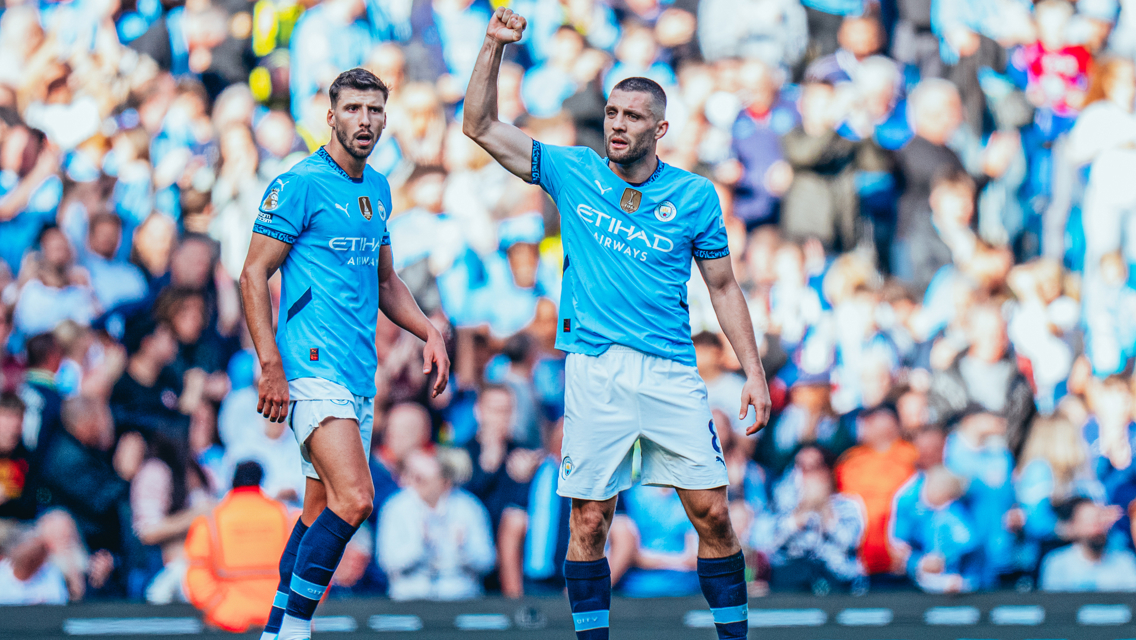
[486,7,527,44]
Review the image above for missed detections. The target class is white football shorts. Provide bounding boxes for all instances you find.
[557,345,728,500]
[288,378,374,480]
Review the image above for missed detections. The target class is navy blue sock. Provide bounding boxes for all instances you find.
[264,520,308,634]
[564,558,611,640]
[284,509,357,621]
[697,552,748,639]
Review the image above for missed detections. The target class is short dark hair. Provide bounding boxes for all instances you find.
[232,460,264,489]
[0,391,25,415]
[329,68,390,107]
[610,76,667,120]
[89,211,122,233]
[25,333,61,369]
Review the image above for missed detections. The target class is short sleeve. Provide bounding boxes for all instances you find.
[253,174,309,244]
[529,141,578,201]
[692,183,729,260]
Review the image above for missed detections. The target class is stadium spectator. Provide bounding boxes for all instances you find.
[0,510,113,604]
[928,304,1036,455]
[695,332,757,434]
[460,384,527,536]
[619,484,701,597]
[944,410,1018,589]
[835,404,918,576]
[184,461,294,632]
[130,432,212,603]
[35,397,128,559]
[377,450,495,601]
[890,465,982,593]
[81,212,149,311]
[1015,415,1104,574]
[1040,497,1136,591]
[727,59,795,230]
[0,393,34,525]
[765,458,865,593]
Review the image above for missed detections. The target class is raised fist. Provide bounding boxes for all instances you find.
[486,7,527,44]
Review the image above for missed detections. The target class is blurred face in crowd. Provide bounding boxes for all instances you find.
[694,339,723,379]
[799,82,836,134]
[1105,60,1136,110]
[170,238,213,290]
[913,83,962,145]
[930,182,975,228]
[858,408,900,450]
[1092,379,1133,426]
[839,17,882,59]
[477,388,515,444]
[897,389,929,436]
[966,306,1009,363]
[383,402,431,464]
[367,44,406,93]
[1068,501,1117,554]
[134,214,177,278]
[409,171,445,213]
[0,126,38,176]
[507,243,539,289]
[616,26,658,68]
[794,446,829,476]
[923,466,963,508]
[404,451,448,508]
[958,412,1007,446]
[142,324,179,366]
[88,217,122,260]
[604,89,667,165]
[738,59,778,114]
[1036,1,1074,50]
[39,228,73,271]
[913,427,945,470]
[0,405,22,456]
[859,357,893,409]
[550,27,585,68]
[171,294,207,344]
[773,244,805,287]
[66,401,113,451]
[256,112,298,160]
[329,87,387,161]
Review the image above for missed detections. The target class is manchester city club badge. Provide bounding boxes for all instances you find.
[620,188,642,213]
[654,200,677,222]
[358,196,373,220]
[375,198,388,221]
[561,456,574,478]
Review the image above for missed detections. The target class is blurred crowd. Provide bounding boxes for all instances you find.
[6,0,1136,615]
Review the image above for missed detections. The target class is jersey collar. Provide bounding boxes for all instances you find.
[605,155,666,188]
[317,146,364,183]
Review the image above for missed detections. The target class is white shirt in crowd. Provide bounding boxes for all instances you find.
[1040,544,1136,592]
[377,487,496,601]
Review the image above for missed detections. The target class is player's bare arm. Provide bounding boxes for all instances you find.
[239,233,293,423]
[377,244,450,397]
[462,7,535,181]
[696,255,772,433]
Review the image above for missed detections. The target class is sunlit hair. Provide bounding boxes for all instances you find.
[1084,56,1135,107]
[1017,415,1089,494]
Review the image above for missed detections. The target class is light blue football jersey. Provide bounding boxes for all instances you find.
[531,142,729,367]
[253,147,392,397]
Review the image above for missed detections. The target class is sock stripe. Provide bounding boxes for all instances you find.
[572,610,610,631]
[272,590,289,608]
[711,604,749,625]
[289,573,327,601]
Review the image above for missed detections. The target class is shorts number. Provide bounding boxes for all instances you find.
[708,420,721,454]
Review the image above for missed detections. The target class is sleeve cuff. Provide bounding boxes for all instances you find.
[694,246,730,260]
[253,223,296,244]
[529,140,542,185]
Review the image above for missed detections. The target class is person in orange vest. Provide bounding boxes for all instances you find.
[834,404,918,577]
[185,461,296,633]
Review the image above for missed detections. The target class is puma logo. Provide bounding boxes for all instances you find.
[334,202,351,216]
[595,180,612,195]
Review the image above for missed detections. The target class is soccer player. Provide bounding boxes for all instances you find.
[240,68,449,640]
[464,9,771,640]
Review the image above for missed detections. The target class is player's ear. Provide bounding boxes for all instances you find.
[326,108,335,128]
[654,119,668,141]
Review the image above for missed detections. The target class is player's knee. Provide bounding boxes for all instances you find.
[334,489,374,526]
[571,506,610,550]
[696,501,733,541]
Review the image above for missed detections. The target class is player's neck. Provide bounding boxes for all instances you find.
[608,154,658,186]
[323,142,366,180]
